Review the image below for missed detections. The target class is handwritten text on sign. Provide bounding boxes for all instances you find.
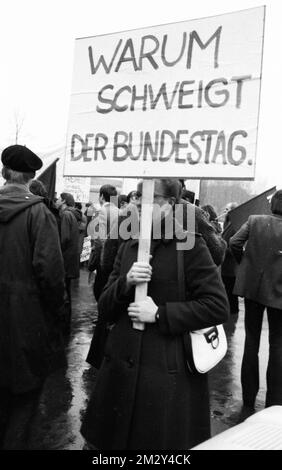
[64,7,265,179]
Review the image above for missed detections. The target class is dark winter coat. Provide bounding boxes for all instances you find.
[74,208,87,255]
[86,203,226,370]
[81,232,229,450]
[0,184,66,394]
[230,214,282,309]
[60,207,80,279]
[221,221,238,278]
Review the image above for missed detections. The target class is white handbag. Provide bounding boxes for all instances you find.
[183,325,227,374]
[177,250,228,374]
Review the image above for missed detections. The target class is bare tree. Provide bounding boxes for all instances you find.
[13,109,25,144]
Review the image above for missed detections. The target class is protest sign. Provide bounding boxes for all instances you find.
[80,235,92,263]
[63,176,91,202]
[64,7,265,180]
[65,7,265,330]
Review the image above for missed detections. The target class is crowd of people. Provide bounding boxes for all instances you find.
[1,143,282,450]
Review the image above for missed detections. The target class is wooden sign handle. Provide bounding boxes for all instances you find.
[133,179,154,331]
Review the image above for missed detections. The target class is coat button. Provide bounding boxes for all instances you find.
[127,358,135,367]
[104,354,110,362]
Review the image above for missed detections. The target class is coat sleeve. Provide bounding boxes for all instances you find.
[229,219,250,263]
[29,203,65,313]
[98,242,135,323]
[158,236,229,335]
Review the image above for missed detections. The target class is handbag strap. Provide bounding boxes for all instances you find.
[177,249,186,301]
[177,247,195,373]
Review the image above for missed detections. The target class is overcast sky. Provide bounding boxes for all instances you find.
[1,0,281,190]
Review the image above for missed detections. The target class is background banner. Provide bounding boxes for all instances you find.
[63,176,91,202]
[227,186,276,232]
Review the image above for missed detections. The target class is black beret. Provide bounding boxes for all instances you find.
[1,145,43,172]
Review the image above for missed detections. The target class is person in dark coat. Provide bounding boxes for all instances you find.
[201,204,222,234]
[86,185,119,368]
[118,194,128,212]
[221,203,239,316]
[29,179,61,228]
[0,145,66,449]
[230,190,282,413]
[89,184,119,302]
[56,192,80,332]
[87,182,226,371]
[84,202,95,232]
[176,183,226,267]
[74,202,87,258]
[81,178,229,450]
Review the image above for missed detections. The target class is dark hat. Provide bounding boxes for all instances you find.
[1,145,43,172]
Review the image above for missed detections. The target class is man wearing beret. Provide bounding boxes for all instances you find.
[0,145,66,449]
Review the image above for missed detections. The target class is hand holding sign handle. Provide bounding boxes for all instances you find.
[133,179,155,331]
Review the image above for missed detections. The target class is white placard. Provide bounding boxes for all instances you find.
[63,176,91,202]
[80,236,92,262]
[64,7,265,180]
